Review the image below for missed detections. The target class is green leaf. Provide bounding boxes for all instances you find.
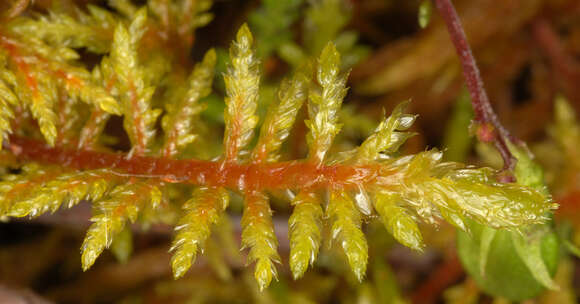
[457,221,560,301]
[478,226,496,276]
[512,231,559,290]
[507,141,549,195]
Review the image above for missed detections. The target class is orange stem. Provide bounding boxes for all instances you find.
[7,135,388,193]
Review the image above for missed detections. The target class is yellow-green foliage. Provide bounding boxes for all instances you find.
[0,54,16,148]
[6,170,118,218]
[354,101,416,163]
[162,49,216,157]
[170,187,229,278]
[378,151,554,229]
[306,43,348,164]
[81,181,162,270]
[7,5,118,53]
[327,190,368,281]
[223,24,260,162]
[241,191,280,291]
[289,191,323,279]
[0,8,557,293]
[252,65,310,162]
[374,191,424,251]
[0,14,121,147]
[108,8,161,156]
[0,165,63,215]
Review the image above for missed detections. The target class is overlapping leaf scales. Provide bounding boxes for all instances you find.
[7,170,119,218]
[307,42,348,164]
[109,8,160,156]
[288,191,323,279]
[59,66,120,116]
[223,23,260,162]
[355,101,416,162]
[6,5,117,53]
[0,81,15,148]
[81,181,162,270]
[162,49,216,157]
[0,165,63,215]
[78,64,115,150]
[0,20,120,147]
[241,191,280,291]
[0,53,17,144]
[327,190,368,281]
[17,69,59,146]
[253,66,310,162]
[374,191,424,251]
[170,187,229,278]
[379,150,554,231]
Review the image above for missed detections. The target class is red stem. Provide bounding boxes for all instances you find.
[6,135,385,193]
[433,0,517,172]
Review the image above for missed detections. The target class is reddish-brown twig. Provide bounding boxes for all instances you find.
[7,135,384,193]
[433,0,517,173]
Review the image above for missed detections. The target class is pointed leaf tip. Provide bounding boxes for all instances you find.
[236,23,254,46]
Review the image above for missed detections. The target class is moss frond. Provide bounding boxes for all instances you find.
[241,191,280,291]
[327,190,368,281]
[170,186,229,278]
[354,101,416,162]
[162,49,216,157]
[378,150,556,229]
[6,170,119,218]
[81,181,162,270]
[252,65,310,163]
[108,8,160,156]
[0,19,558,292]
[223,23,260,162]
[0,81,15,148]
[0,53,17,148]
[78,108,110,150]
[306,42,348,164]
[374,191,424,251]
[288,191,323,279]
[6,5,117,54]
[0,165,63,215]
